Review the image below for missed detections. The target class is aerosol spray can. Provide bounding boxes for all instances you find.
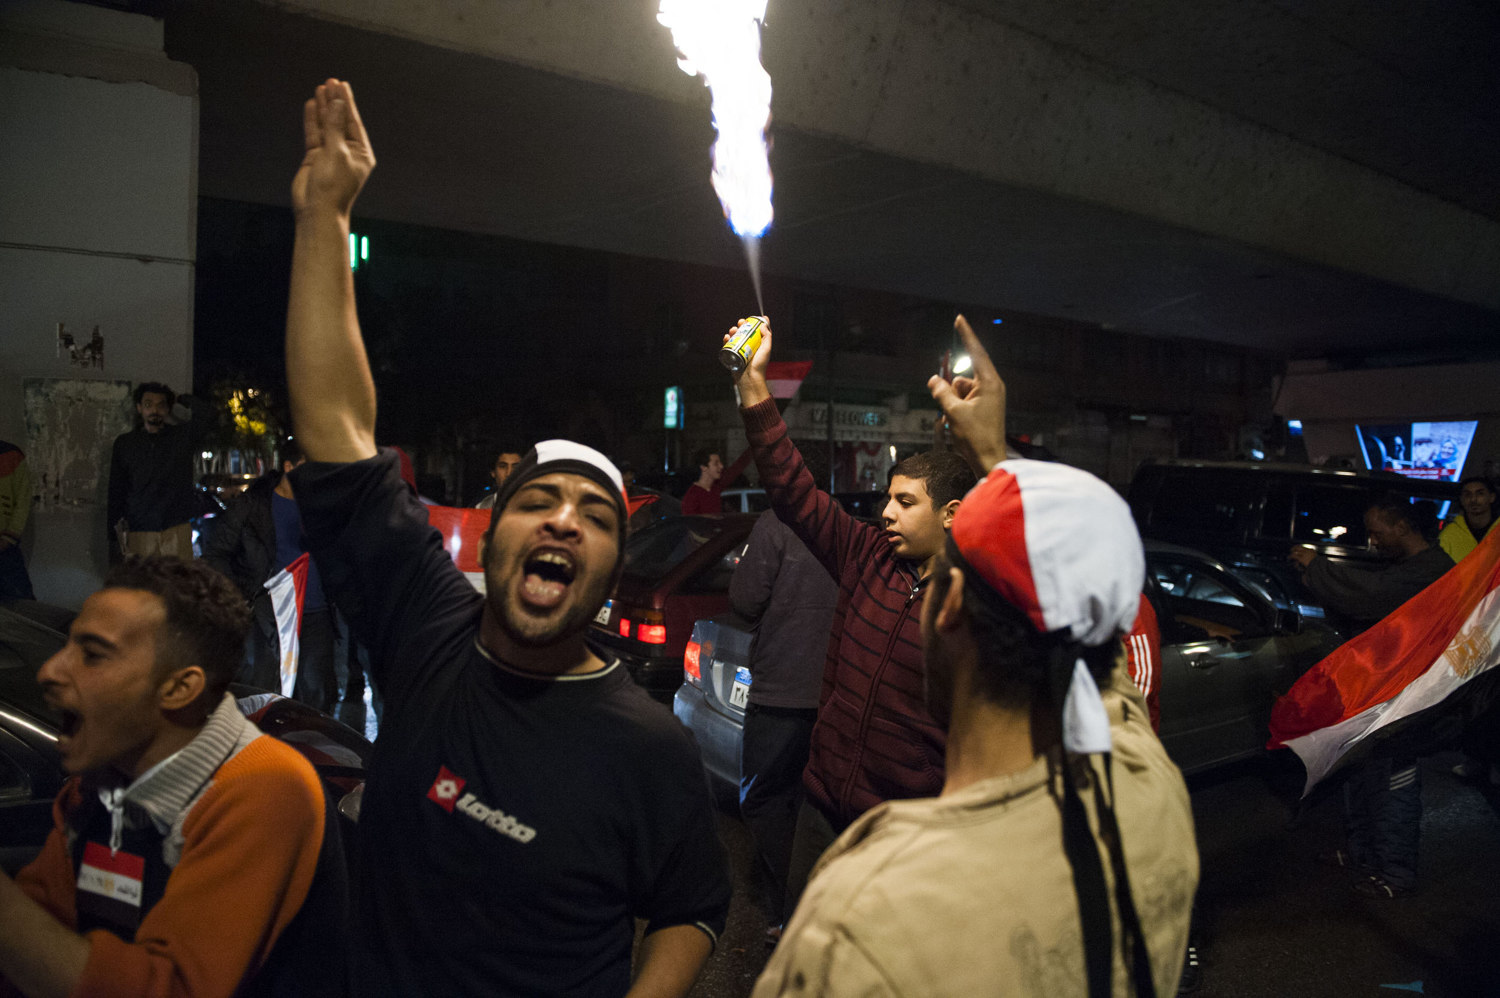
[719,316,766,373]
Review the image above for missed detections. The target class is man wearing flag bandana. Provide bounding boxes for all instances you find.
[282,79,728,997]
[754,318,1196,997]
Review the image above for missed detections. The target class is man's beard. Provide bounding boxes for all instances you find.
[485,562,613,649]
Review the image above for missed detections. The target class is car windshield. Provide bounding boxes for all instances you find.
[621,517,728,583]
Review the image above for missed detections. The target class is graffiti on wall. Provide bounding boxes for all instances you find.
[23,378,134,509]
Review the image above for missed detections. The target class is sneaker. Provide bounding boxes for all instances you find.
[1176,944,1202,994]
[1353,874,1412,899]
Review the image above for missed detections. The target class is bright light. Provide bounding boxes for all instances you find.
[952,354,973,375]
[992,318,1003,325]
[888,445,897,462]
[1329,525,1347,539]
[658,0,773,238]
[360,235,369,261]
[201,451,212,459]
[349,233,357,269]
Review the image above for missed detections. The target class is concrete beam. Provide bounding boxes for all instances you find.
[271,0,1499,310]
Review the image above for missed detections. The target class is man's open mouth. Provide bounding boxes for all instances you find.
[521,550,576,609]
[57,708,81,740]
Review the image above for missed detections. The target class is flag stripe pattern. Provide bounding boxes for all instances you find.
[1269,526,1500,794]
[264,552,309,699]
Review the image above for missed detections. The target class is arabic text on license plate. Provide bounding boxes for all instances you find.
[729,667,752,709]
[593,601,612,626]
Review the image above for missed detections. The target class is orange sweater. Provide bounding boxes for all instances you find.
[9,734,324,998]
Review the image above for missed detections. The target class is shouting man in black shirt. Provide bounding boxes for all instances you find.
[282,79,730,997]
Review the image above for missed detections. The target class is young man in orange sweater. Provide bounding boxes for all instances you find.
[0,557,329,998]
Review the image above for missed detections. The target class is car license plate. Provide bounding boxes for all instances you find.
[593,601,612,626]
[729,667,752,709]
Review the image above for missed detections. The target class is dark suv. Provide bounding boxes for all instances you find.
[1128,460,1461,631]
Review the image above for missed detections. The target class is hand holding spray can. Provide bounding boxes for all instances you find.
[719,316,766,373]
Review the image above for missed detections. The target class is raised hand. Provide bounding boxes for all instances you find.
[927,315,1007,474]
[291,78,376,219]
[724,316,774,408]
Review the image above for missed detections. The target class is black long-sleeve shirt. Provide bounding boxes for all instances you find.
[1303,546,1454,632]
[107,398,209,534]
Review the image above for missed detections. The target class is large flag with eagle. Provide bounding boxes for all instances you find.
[1268,526,1500,795]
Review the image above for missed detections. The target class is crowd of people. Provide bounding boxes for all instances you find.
[0,77,1493,998]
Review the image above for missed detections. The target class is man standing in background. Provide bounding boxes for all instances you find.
[107,382,211,560]
[729,509,838,943]
[1439,476,1496,563]
[475,446,524,510]
[202,440,341,711]
[0,440,34,601]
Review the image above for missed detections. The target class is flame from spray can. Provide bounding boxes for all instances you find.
[658,0,773,313]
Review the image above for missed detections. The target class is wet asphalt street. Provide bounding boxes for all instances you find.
[685,751,1500,998]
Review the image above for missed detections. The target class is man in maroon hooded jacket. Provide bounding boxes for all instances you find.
[727,318,977,915]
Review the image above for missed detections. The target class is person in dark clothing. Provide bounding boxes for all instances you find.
[729,510,838,938]
[107,383,211,561]
[680,447,754,515]
[0,441,35,601]
[722,316,978,918]
[201,441,342,712]
[283,79,728,997]
[1291,499,1454,898]
[1290,500,1454,631]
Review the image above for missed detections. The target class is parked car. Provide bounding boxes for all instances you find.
[719,487,771,514]
[673,540,1345,795]
[587,514,758,703]
[1129,459,1461,628]
[0,605,371,875]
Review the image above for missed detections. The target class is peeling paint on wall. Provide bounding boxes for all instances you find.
[23,378,133,510]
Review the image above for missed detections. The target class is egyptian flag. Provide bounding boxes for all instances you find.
[1269,527,1500,795]
[766,360,812,400]
[264,553,310,698]
[426,506,493,592]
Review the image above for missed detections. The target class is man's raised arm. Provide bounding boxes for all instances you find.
[286,78,378,464]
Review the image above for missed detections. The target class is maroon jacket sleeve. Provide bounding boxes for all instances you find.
[739,399,884,582]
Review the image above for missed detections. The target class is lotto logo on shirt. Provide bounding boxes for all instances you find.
[426,765,467,813]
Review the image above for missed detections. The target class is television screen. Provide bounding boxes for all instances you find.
[1356,421,1477,482]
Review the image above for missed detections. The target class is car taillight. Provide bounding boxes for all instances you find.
[618,618,631,638]
[684,640,702,683]
[639,624,667,644]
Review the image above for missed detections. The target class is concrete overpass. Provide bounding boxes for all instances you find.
[162,0,1500,359]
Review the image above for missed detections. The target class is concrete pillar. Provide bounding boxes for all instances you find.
[0,0,198,608]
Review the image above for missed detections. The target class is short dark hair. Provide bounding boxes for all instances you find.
[1367,498,1422,534]
[930,549,1119,711]
[494,445,525,462]
[891,451,978,507]
[133,382,176,407]
[692,447,720,471]
[104,557,249,704]
[1460,475,1496,494]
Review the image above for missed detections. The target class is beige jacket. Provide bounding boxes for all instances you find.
[753,665,1198,997]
